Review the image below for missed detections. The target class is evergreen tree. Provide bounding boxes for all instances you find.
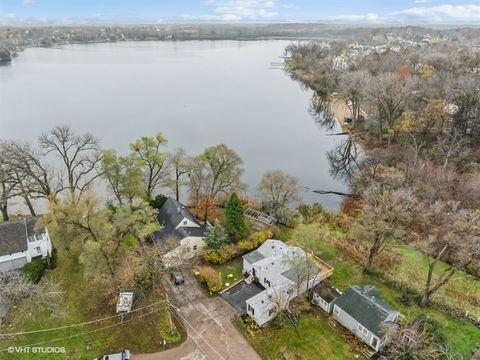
[204,223,228,250]
[224,192,247,241]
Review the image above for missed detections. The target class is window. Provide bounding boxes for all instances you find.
[247,304,255,315]
[263,278,271,287]
[333,306,340,316]
[193,245,197,251]
[268,308,275,316]
[183,220,188,226]
[357,324,369,336]
[318,298,328,307]
[287,288,293,295]
[35,247,41,253]
[35,234,43,241]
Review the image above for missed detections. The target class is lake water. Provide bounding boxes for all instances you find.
[0,40,348,210]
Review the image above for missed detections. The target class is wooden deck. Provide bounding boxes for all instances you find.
[286,241,334,280]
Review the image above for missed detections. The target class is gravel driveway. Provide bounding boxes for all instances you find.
[135,272,261,360]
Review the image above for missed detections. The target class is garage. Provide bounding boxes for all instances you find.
[0,256,28,272]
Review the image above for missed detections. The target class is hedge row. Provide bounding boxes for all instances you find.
[202,229,274,265]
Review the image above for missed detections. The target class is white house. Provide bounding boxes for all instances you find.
[153,197,206,267]
[0,217,53,272]
[242,240,322,326]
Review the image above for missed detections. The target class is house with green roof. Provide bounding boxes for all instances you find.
[332,284,400,352]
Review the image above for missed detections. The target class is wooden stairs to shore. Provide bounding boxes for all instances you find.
[244,208,278,227]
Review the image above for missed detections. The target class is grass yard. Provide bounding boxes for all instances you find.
[238,225,480,359]
[235,310,358,360]
[213,257,244,291]
[392,245,480,315]
[0,239,184,359]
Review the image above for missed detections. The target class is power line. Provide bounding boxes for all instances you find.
[0,300,167,337]
[168,305,212,360]
[2,299,227,360]
[0,307,162,353]
[169,304,226,360]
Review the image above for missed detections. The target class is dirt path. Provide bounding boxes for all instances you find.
[135,273,261,360]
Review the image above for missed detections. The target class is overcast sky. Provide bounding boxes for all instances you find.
[1,0,480,25]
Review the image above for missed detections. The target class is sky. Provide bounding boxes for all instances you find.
[1,0,480,25]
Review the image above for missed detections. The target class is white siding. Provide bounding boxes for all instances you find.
[175,218,200,229]
[312,293,332,313]
[243,258,253,275]
[332,305,382,351]
[0,252,29,271]
[27,227,52,259]
[163,236,205,267]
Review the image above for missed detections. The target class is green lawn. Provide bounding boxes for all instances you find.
[236,225,480,359]
[235,310,358,360]
[0,239,184,359]
[213,257,244,291]
[391,245,480,314]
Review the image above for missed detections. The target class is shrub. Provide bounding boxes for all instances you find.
[205,224,228,250]
[248,229,273,248]
[198,266,223,293]
[149,194,168,210]
[202,229,274,265]
[23,260,46,283]
[48,248,58,269]
[202,249,224,264]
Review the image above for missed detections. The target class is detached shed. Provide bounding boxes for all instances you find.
[312,282,341,313]
[116,292,134,314]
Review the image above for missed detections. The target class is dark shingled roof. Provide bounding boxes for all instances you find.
[334,285,398,337]
[0,217,45,257]
[281,261,321,284]
[312,282,341,303]
[154,198,206,248]
[243,250,265,264]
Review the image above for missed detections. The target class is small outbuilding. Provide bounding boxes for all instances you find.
[116,292,134,314]
[311,282,341,313]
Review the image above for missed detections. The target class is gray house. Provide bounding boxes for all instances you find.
[153,197,206,266]
[332,285,400,352]
[0,217,52,272]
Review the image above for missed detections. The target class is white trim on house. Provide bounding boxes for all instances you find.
[0,222,52,272]
[243,240,322,326]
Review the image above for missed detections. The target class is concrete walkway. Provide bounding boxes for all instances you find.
[135,273,261,360]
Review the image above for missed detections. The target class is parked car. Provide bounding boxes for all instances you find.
[95,349,130,360]
[171,271,185,285]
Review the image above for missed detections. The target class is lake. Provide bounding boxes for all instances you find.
[0,40,348,210]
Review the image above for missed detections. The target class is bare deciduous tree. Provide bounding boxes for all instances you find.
[257,170,300,222]
[39,126,102,198]
[339,70,371,128]
[351,184,411,273]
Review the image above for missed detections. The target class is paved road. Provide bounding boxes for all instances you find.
[135,273,261,360]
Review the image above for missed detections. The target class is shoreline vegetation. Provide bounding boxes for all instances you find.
[280,39,480,358]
